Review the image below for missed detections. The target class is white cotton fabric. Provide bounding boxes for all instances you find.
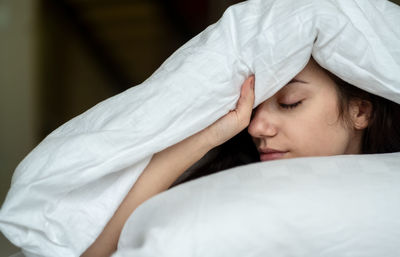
[0,0,399,256]
[114,153,400,257]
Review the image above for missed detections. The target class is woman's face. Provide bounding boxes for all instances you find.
[248,59,361,161]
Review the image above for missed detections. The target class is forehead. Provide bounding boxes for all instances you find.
[295,58,331,82]
[278,59,338,93]
[276,80,311,97]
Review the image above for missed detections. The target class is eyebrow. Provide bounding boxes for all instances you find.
[288,78,308,84]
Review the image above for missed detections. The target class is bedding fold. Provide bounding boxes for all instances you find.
[0,0,399,256]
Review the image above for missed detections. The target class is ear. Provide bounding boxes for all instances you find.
[349,99,372,130]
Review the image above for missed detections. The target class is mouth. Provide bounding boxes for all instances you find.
[258,148,288,161]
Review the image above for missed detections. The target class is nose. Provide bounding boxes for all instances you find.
[248,105,278,138]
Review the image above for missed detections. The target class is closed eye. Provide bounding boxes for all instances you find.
[279,101,302,109]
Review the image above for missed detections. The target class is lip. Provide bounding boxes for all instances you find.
[258,148,288,161]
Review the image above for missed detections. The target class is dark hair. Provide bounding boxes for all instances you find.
[328,72,400,154]
[172,72,400,187]
[171,129,259,187]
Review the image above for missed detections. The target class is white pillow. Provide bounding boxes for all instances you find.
[0,0,399,256]
[115,153,400,257]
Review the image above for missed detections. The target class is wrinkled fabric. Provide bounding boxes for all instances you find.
[0,0,399,256]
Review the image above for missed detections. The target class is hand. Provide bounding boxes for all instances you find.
[203,75,255,147]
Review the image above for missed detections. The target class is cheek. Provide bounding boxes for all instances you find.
[290,102,350,156]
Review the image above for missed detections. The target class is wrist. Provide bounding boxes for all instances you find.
[196,126,222,150]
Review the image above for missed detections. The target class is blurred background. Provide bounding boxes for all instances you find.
[0,0,243,255]
[1,0,399,255]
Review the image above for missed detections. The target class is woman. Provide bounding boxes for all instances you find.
[82,57,400,256]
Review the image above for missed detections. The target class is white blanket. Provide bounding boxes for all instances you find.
[0,0,399,256]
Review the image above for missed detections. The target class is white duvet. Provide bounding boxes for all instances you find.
[0,0,399,256]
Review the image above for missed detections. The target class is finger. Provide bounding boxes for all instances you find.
[236,75,255,123]
[237,76,254,108]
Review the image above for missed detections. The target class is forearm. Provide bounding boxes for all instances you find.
[81,129,214,257]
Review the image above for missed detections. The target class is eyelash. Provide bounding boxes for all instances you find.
[279,101,302,109]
